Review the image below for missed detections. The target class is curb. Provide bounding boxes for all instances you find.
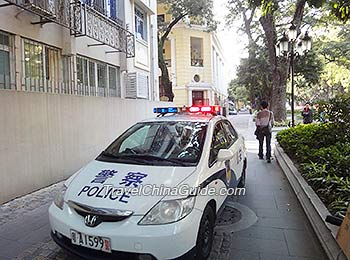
[274,143,347,260]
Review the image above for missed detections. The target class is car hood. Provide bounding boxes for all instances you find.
[65,160,196,215]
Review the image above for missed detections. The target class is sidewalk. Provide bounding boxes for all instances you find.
[0,183,67,260]
[223,114,327,259]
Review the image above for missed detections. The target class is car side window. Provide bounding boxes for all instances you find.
[222,120,238,147]
[209,122,228,166]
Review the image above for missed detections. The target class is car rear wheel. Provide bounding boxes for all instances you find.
[195,205,215,260]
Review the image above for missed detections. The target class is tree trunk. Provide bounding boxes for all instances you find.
[158,40,174,101]
[157,13,187,102]
[260,14,286,121]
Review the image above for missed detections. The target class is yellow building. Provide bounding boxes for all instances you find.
[158,5,228,107]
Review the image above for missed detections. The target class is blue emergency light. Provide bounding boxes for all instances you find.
[153,107,179,114]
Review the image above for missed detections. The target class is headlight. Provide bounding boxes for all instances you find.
[54,184,67,210]
[138,196,195,225]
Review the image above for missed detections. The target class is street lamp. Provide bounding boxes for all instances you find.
[278,24,312,127]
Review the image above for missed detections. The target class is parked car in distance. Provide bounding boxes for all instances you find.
[229,108,238,115]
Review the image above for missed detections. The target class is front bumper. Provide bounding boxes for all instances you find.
[49,203,202,260]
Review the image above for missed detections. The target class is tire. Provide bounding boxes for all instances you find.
[238,159,247,188]
[195,205,215,260]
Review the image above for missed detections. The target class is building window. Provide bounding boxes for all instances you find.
[45,46,60,93]
[135,6,147,41]
[76,56,89,95]
[194,74,200,82]
[83,0,123,25]
[62,56,73,94]
[0,31,14,90]
[83,0,106,14]
[108,66,121,97]
[23,39,61,93]
[89,61,96,96]
[190,37,203,67]
[76,55,121,98]
[97,63,107,97]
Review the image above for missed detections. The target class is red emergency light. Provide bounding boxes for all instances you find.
[188,106,221,115]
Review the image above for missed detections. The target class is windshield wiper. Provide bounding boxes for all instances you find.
[99,151,152,164]
[117,154,188,166]
[100,151,120,159]
[99,152,190,166]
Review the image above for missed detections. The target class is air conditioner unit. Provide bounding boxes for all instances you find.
[125,72,149,99]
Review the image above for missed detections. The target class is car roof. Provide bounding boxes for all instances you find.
[141,113,226,123]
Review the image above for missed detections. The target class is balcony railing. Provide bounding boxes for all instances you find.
[72,2,135,57]
[3,0,135,58]
[191,58,203,67]
[4,0,74,30]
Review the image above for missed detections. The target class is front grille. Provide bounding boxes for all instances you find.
[74,208,130,222]
[67,200,133,223]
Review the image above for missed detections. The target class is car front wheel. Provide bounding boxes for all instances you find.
[195,205,215,260]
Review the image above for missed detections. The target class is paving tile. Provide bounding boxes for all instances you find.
[18,224,51,245]
[254,216,305,230]
[259,252,325,260]
[238,197,278,210]
[229,237,289,255]
[232,226,285,241]
[255,208,305,219]
[0,238,33,258]
[230,249,260,260]
[284,229,326,258]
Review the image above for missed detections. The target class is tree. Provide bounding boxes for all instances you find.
[228,46,273,107]
[226,0,259,58]
[158,0,216,101]
[227,0,349,120]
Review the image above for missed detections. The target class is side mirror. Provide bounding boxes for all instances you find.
[217,149,234,162]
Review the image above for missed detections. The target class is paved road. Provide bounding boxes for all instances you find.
[0,114,327,260]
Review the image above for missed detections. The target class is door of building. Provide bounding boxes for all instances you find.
[192,91,208,106]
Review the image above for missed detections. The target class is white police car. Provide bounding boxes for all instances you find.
[49,106,247,260]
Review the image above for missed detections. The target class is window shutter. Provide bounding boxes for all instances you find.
[125,72,137,99]
[125,72,149,99]
[137,73,148,99]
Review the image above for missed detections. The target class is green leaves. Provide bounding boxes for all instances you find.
[331,1,350,22]
[277,103,350,216]
[318,93,350,130]
[159,0,217,33]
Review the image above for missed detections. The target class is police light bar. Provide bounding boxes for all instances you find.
[153,107,178,114]
[188,106,221,114]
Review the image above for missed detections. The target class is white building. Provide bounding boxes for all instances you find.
[0,0,164,203]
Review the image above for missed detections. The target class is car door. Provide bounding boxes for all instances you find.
[221,120,243,186]
[208,122,230,207]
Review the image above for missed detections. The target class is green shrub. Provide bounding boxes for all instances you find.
[318,93,350,134]
[276,123,345,161]
[277,120,350,216]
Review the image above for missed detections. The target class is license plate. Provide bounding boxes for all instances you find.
[70,230,111,253]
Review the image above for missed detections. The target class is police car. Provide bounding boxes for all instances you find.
[49,106,247,260]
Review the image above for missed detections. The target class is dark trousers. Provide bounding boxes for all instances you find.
[258,133,272,159]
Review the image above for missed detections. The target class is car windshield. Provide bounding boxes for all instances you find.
[97,121,208,166]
